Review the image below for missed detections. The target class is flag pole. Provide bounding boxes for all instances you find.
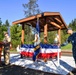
[7,26,10,36]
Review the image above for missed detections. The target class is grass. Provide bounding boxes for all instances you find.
[10,44,72,52]
[61,43,72,51]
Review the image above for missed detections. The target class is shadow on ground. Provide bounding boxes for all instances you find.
[0,64,60,75]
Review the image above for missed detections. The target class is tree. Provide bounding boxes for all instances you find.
[23,0,41,17]
[0,25,7,41]
[0,18,2,26]
[69,19,76,31]
[10,25,21,48]
[0,19,8,41]
[5,19,10,27]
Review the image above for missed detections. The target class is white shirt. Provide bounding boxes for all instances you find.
[34,33,40,46]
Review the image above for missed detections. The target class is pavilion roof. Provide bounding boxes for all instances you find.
[12,12,67,32]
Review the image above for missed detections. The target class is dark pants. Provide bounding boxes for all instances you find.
[33,45,40,61]
[72,46,76,64]
[4,47,10,65]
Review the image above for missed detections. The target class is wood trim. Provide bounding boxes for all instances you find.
[44,24,48,43]
[59,13,68,28]
[21,24,25,44]
[12,14,41,25]
[44,12,60,16]
[50,22,61,29]
[54,17,62,24]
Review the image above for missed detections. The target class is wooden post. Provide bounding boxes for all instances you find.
[21,23,25,44]
[57,29,61,66]
[43,24,48,62]
[44,24,48,43]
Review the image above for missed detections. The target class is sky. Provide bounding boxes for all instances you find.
[0,0,76,25]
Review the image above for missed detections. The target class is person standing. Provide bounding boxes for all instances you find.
[54,34,60,48]
[61,28,76,69]
[33,32,40,62]
[3,32,11,65]
[32,17,40,62]
[54,34,59,43]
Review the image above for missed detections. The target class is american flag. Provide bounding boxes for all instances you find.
[36,17,40,35]
[7,27,10,36]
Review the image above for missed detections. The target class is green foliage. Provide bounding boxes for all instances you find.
[5,20,10,27]
[40,31,57,44]
[69,19,76,31]
[24,25,35,44]
[40,32,44,43]
[0,18,2,26]
[10,25,21,48]
[61,30,69,44]
[0,19,8,41]
[47,31,57,44]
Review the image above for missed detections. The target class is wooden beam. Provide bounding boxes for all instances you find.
[40,19,45,25]
[44,12,60,16]
[54,17,62,24]
[12,12,67,31]
[50,22,61,29]
[12,12,60,25]
[21,24,25,44]
[44,24,48,43]
[48,17,54,22]
[12,14,41,25]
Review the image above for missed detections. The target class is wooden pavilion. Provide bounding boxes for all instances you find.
[12,12,67,44]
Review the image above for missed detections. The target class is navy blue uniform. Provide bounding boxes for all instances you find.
[67,32,76,63]
[62,32,76,63]
[33,45,40,61]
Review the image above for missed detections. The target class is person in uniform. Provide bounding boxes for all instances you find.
[61,28,76,69]
[33,32,40,62]
[3,32,11,65]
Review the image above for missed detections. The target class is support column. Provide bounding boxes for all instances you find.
[58,29,61,44]
[57,29,61,66]
[21,23,25,44]
[44,24,48,43]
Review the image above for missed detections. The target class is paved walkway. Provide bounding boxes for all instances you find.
[8,54,75,75]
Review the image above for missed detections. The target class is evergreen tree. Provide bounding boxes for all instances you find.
[10,25,21,48]
[5,19,10,27]
[0,19,7,41]
[0,18,2,26]
[69,19,76,31]
[23,0,41,17]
